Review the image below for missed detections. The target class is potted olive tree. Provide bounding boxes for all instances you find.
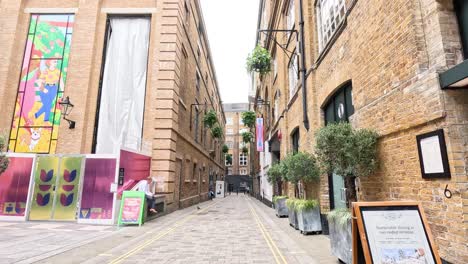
[315,122,379,263]
[286,198,298,229]
[0,134,9,176]
[284,152,322,234]
[267,162,288,217]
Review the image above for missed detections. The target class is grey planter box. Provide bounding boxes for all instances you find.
[329,218,352,263]
[274,198,288,217]
[288,209,298,229]
[297,207,322,234]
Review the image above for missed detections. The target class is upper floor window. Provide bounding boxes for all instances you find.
[196,71,201,92]
[316,0,346,52]
[184,2,190,26]
[239,119,244,125]
[291,128,299,154]
[226,141,234,148]
[324,82,354,124]
[288,54,299,99]
[225,154,233,166]
[226,128,234,135]
[194,108,200,142]
[274,91,280,121]
[287,0,295,30]
[240,169,248,175]
[239,153,248,166]
[226,118,233,125]
[455,0,468,59]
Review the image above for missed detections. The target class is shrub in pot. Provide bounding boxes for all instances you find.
[315,122,379,263]
[295,199,321,234]
[272,195,288,217]
[286,198,298,229]
[327,208,352,264]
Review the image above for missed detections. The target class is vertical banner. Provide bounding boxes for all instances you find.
[29,156,59,220]
[53,156,83,220]
[0,156,34,218]
[256,118,264,152]
[9,14,75,154]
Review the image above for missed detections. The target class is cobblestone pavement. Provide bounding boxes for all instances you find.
[0,195,338,264]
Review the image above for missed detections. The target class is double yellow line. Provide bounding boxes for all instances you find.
[247,198,288,264]
[109,201,220,264]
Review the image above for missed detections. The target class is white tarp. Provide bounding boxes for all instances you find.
[96,18,150,154]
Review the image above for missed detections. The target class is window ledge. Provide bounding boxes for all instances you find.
[184,180,191,183]
[287,85,301,108]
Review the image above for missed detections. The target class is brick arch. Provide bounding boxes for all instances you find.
[319,79,352,109]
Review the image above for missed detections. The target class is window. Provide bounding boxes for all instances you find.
[192,163,197,181]
[287,0,295,30]
[316,0,346,51]
[455,0,468,59]
[226,118,233,125]
[274,91,280,121]
[194,108,199,142]
[239,153,248,166]
[196,71,201,92]
[226,141,234,148]
[225,154,233,166]
[240,169,248,175]
[324,82,354,124]
[273,54,278,77]
[197,40,202,58]
[226,128,234,135]
[239,119,244,125]
[227,168,233,175]
[291,128,299,154]
[288,54,299,99]
[184,1,190,26]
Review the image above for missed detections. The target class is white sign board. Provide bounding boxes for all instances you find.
[215,181,225,198]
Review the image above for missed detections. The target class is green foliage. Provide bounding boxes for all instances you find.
[203,110,218,128]
[241,111,256,129]
[246,45,271,75]
[211,125,223,139]
[272,195,288,204]
[315,122,379,178]
[241,146,249,154]
[222,144,229,154]
[295,199,319,212]
[327,208,352,227]
[282,152,320,184]
[225,154,233,165]
[266,162,285,184]
[0,134,9,176]
[286,198,297,211]
[241,131,253,143]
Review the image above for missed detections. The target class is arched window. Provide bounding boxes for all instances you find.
[323,82,354,124]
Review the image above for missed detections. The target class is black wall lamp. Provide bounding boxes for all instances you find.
[59,96,76,129]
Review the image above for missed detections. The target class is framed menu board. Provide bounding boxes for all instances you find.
[353,202,441,264]
[118,191,146,226]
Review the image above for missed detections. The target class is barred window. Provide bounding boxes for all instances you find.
[239,153,248,166]
[317,0,346,51]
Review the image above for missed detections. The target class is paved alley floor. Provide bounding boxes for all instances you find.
[0,195,338,264]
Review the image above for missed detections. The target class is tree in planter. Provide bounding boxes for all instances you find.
[266,162,286,196]
[246,45,271,76]
[203,110,218,128]
[283,152,321,199]
[315,122,379,207]
[0,134,9,176]
[241,111,256,130]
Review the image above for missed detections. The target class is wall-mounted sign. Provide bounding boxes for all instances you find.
[256,118,264,152]
[416,129,451,179]
[353,202,441,264]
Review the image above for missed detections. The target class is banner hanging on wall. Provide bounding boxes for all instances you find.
[256,118,264,152]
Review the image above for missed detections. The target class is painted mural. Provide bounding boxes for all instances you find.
[9,14,75,154]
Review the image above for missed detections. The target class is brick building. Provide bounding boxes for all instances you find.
[254,0,467,263]
[223,103,252,191]
[0,0,225,211]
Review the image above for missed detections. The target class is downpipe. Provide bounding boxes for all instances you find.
[299,0,310,131]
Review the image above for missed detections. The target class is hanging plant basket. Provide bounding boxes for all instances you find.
[203,110,218,128]
[246,46,272,75]
[241,111,256,129]
[211,125,223,139]
[222,144,229,154]
[241,146,249,154]
[241,131,253,143]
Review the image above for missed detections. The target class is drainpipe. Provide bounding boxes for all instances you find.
[299,0,310,130]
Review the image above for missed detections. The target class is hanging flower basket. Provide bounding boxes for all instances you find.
[222,144,229,154]
[241,146,249,154]
[211,125,223,139]
[203,110,218,128]
[246,46,272,75]
[241,132,253,144]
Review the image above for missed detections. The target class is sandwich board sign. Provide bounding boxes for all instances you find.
[352,201,441,264]
[118,191,146,226]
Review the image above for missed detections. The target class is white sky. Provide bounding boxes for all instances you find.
[200,0,260,104]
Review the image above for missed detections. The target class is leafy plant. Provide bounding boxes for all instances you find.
[222,144,229,154]
[241,131,253,143]
[267,162,286,196]
[295,199,319,212]
[282,152,320,184]
[203,110,218,128]
[241,146,249,154]
[286,198,297,211]
[0,134,9,176]
[225,154,233,165]
[272,195,288,204]
[241,111,256,129]
[315,122,379,207]
[327,208,352,227]
[211,125,223,139]
[246,45,272,75]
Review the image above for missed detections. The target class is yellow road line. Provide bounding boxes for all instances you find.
[247,198,288,264]
[109,201,220,264]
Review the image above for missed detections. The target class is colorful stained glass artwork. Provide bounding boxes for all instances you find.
[0,157,34,217]
[9,14,75,154]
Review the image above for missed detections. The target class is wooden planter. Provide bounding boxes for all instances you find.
[274,198,289,217]
[329,218,352,263]
[296,207,322,234]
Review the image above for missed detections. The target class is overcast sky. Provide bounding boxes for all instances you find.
[200,0,260,104]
